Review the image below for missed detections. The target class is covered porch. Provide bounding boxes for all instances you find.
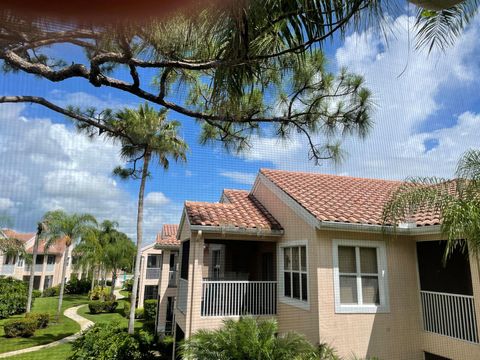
[417,240,479,343]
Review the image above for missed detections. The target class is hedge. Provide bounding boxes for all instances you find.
[88,300,118,314]
[65,277,91,295]
[144,300,157,322]
[0,277,29,319]
[42,285,60,297]
[3,318,37,338]
[123,301,131,318]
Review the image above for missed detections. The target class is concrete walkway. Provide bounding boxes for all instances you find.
[0,304,94,358]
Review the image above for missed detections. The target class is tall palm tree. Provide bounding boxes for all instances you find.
[26,222,44,313]
[180,317,332,360]
[78,103,188,334]
[383,149,480,260]
[41,210,97,321]
[72,227,102,291]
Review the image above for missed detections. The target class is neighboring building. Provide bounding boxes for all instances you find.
[172,169,480,360]
[0,229,76,290]
[137,224,179,334]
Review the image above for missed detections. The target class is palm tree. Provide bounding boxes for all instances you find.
[180,317,331,360]
[72,227,102,292]
[26,222,44,313]
[103,231,135,296]
[383,149,480,260]
[41,210,97,321]
[78,103,188,334]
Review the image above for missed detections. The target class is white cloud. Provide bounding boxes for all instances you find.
[0,102,180,243]
[220,171,257,185]
[241,14,480,180]
[145,192,170,206]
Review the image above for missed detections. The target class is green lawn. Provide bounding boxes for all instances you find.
[7,343,73,360]
[77,299,144,329]
[0,295,88,354]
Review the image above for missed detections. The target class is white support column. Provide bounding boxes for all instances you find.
[156,249,171,334]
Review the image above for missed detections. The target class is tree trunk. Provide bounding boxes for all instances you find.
[128,150,151,334]
[90,265,96,293]
[110,269,117,299]
[26,223,42,313]
[56,243,70,322]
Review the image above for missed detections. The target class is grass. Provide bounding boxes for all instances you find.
[77,298,144,330]
[0,295,88,354]
[7,343,73,360]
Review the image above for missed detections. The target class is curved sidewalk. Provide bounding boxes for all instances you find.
[0,304,94,358]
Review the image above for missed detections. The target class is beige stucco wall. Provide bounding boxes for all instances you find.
[138,245,162,306]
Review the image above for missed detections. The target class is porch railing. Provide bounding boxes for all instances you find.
[146,268,161,279]
[420,290,479,343]
[45,264,54,272]
[177,278,188,313]
[1,264,14,274]
[201,280,277,317]
[25,264,44,272]
[168,270,177,287]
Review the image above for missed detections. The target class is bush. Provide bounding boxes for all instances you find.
[135,307,144,319]
[104,300,118,313]
[123,301,131,318]
[65,277,91,295]
[123,278,133,292]
[3,318,37,338]
[69,322,155,360]
[106,280,112,286]
[144,300,157,322]
[88,301,105,314]
[88,286,113,301]
[25,312,50,329]
[42,286,60,297]
[0,277,29,319]
[32,290,42,299]
[88,300,118,314]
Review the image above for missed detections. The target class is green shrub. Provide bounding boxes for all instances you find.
[88,301,105,314]
[88,286,113,301]
[106,280,112,286]
[3,318,37,338]
[32,290,42,298]
[104,300,118,313]
[65,277,91,295]
[123,278,133,292]
[135,307,144,319]
[0,277,29,319]
[123,301,131,318]
[143,300,157,322]
[42,286,60,297]
[69,322,155,360]
[142,320,155,334]
[25,312,50,329]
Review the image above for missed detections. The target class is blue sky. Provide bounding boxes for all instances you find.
[1,12,480,242]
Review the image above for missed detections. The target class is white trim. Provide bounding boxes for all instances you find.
[332,239,390,314]
[277,239,310,311]
[189,225,283,236]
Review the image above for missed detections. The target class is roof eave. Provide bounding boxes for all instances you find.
[316,220,442,235]
[189,224,284,237]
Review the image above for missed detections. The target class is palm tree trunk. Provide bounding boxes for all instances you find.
[90,265,96,293]
[26,223,42,313]
[110,269,117,298]
[128,150,151,334]
[56,244,70,322]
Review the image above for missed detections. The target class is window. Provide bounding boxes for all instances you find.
[17,256,24,267]
[333,240,389,313]
[147,254,161,268]
[47,255,55,264]
[281,244,308,306]
[180,241,190,280]
[35,255,44,265]
[144,285,158,301]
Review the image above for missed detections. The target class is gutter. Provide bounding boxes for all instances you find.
[315,220,442,235]
[189,225,284,237]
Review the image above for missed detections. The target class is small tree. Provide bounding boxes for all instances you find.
[103,230,135,295]
[41,210,97,321]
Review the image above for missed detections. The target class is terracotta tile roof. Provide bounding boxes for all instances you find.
[26,237,67,254]
[260,169,442,227]
[155,224,180,247]
[1,229,35,242]
[184,190,282,231]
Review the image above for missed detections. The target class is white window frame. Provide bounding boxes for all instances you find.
[332,239,389,314]
[278,240,309,311]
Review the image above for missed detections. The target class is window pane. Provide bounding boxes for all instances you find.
[292,247,299,271]
[362,276,380,305]
[360,247,378,274]
[340,275,358,304]
[300,246,307,272]
[338,246,356,273]
[292,272,300,299]
[301,273,308,301]
[284,272,291,297]
[284,248,291,270]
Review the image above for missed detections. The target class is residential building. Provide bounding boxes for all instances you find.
[0,229,76,290]
[172,168,480,360]
[137,224,179,334]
